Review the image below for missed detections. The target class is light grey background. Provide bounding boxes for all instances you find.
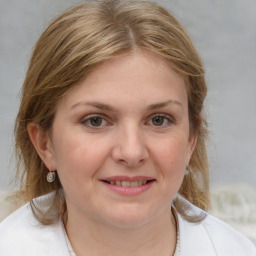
[0,0,255,190]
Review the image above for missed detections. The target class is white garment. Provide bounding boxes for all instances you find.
[0,194,255,256]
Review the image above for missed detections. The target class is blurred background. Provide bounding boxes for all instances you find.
[0,0,255,242]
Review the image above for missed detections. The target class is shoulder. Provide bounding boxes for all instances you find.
[203,213,256,255]
[0,195,69,256]
[176,195,256,256]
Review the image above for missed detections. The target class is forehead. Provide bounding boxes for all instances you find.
[86,49,183,85]
[57,49,187,112]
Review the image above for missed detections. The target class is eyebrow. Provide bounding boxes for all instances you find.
[146,100,183,111]
[71,100,183,111]
[71,101,115,111]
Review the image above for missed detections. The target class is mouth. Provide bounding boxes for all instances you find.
[100,177,155,195]
[102,180,154,187]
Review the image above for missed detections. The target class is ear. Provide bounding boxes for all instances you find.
[27,122,56,171]
[185,130,198,166]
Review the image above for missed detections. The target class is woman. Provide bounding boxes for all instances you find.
[0,0,255,255]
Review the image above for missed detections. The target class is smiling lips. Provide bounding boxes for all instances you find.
[101,176,155,195]
[104,180,151,187]
[102,176,155,186]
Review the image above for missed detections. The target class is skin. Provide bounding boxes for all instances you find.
[28,49,197,256]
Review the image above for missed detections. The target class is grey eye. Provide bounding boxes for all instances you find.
[89,117,103,126]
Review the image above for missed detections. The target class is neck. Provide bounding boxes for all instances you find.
[65,207,177,256]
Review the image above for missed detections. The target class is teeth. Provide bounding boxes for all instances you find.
[121,181,130,187]
[130,181,138,187]
[107,180,149,187]
[131,181,143,187]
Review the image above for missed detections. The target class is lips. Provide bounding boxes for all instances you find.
[101,177,155,196]
[101,176,155,188]
[103,180,152,187]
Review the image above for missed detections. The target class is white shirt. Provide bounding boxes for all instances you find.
[0,194,255,256]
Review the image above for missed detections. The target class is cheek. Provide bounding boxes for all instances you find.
[52,132,108,178]
[150,138,187,201]
[53,142,107,198]
[152,137,188,169]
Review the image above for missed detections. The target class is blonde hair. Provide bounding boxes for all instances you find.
[14,0,209,224]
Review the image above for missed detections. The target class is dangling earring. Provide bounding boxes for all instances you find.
[185,167,189,176]
[47,171,56,183]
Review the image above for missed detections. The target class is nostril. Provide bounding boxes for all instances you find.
[111,138,149,167]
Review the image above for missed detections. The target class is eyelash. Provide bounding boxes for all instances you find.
[148,114,174,127]
[81,114,109,128]
[80,113,174,128]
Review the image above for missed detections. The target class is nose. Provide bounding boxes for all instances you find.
[111,124,149,167]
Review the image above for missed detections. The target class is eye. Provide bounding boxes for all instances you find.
[148,114,172,127]
[89,117,104,126]
[81,115,107,128]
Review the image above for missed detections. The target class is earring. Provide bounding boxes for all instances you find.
[47,171,56,183]
[185,167,189,176]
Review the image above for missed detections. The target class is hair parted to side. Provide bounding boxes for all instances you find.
[14,0,209,224]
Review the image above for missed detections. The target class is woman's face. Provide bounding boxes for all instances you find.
[44,50,196,228]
